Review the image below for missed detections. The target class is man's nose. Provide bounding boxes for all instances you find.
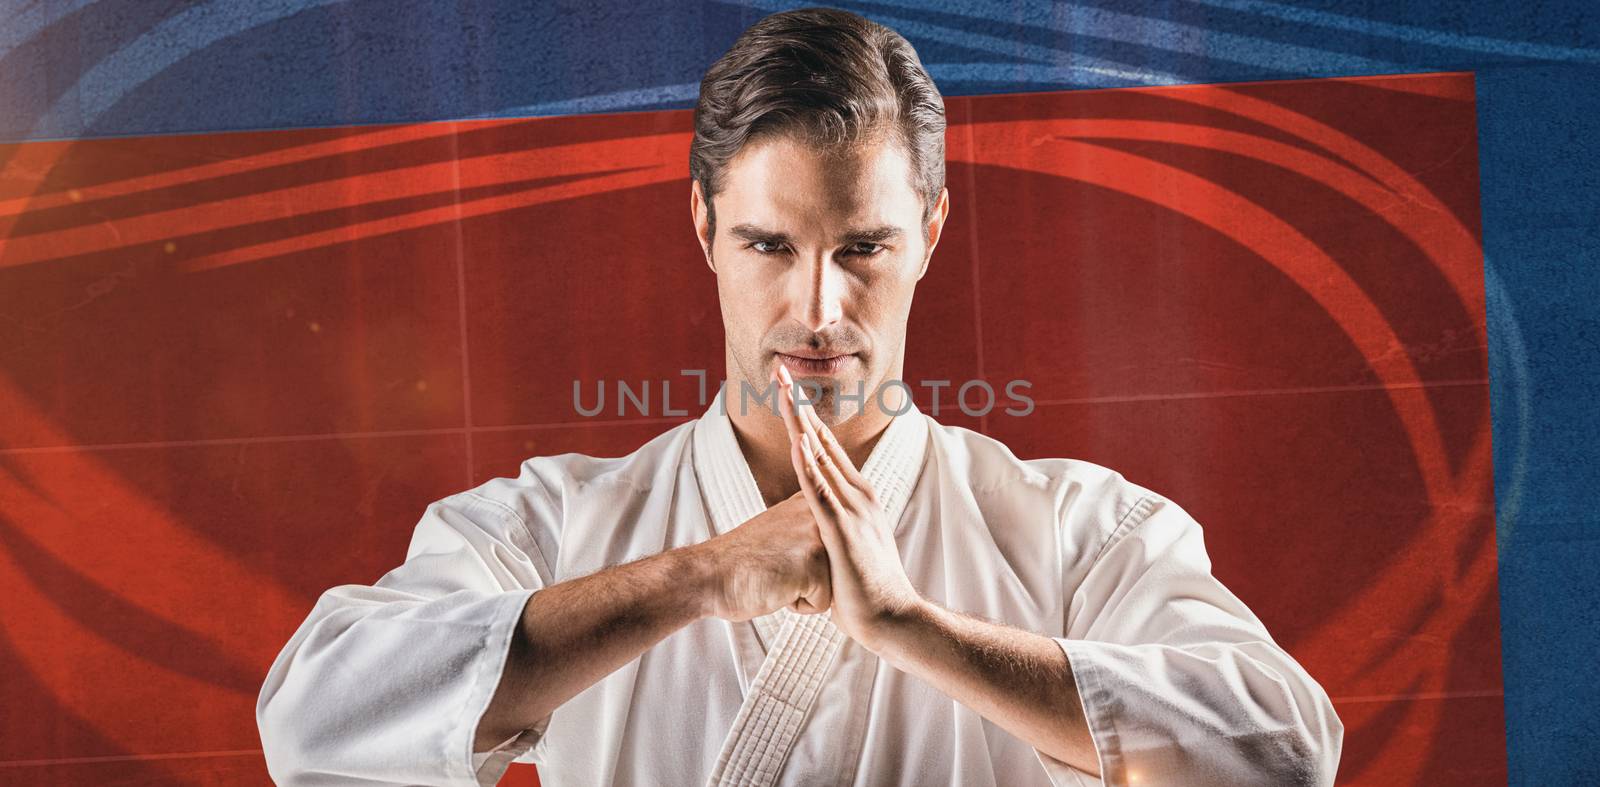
[793,255,845,332]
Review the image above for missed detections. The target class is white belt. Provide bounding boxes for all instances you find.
[706,608,847,787]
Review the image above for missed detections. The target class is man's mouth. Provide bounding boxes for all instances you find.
[775,352,855,376]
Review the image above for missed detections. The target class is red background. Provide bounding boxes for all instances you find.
[0,72,1499,784]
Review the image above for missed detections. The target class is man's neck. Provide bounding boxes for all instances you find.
[727,385,896,508]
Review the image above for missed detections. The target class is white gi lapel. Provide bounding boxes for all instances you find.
[692,391,929,787]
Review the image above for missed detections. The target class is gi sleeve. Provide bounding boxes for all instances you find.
[256,463,563,787]
[1033,487,1344,787]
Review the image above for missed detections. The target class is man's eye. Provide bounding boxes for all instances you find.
[845,243,884,257]
[751,241,786,254]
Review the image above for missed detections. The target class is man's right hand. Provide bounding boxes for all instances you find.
[696,492,833,621]
[474,494,830,751]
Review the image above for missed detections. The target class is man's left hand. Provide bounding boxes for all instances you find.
[776,363,925,652]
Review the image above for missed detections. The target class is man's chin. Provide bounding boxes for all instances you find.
[792,378,874,423]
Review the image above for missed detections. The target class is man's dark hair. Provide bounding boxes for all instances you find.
[690,7,947,238]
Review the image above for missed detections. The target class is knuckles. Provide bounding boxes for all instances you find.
[861,485,881,507]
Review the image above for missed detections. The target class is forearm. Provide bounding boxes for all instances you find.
[474,542,718,749]
[871,598,1100,777]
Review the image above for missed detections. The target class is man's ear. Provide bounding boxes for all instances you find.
[917,186,950,282]
[691,179,715,273]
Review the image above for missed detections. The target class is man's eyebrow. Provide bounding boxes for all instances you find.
[728,223,791,243]
[726,223,905,244]
[841,226,904,244]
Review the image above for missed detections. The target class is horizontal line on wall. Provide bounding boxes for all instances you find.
[1331,688,1504,704]
[0,748,262,767]
[0,690,1508,765]
[0,416,698,455]
[1031,378,1488,408]
[0,378,1490,456]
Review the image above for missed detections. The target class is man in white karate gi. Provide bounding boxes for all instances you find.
[257,7,1343,786]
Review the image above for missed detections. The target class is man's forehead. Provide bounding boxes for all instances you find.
[716,134,922,231]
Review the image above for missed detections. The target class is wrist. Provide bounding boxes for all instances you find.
[862,593,937,664]
[669,541,726,620]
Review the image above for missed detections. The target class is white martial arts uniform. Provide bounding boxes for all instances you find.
[257,392,1343,786]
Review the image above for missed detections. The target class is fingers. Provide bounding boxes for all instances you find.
[808,420,851,496]
[779,365,877,503]
[778,365,853,499]
[799,397,871,493]
[793,429,840,515]
[776,368,828,508]
[801,421,855,511]
[775,364,807,446]
[786,412,830,510]
[775,364,810,465]
[793,597,827,614]
[790,433,850,578]
[794,557,833,614]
